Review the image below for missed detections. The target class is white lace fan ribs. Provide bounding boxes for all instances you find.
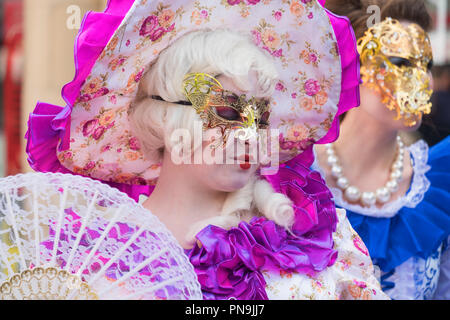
[0,172,202,300]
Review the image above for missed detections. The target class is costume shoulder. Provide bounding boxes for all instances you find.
[427,135,450,191]
[264,209,389,300]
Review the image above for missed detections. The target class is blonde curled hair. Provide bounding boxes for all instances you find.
[129,29,295,244]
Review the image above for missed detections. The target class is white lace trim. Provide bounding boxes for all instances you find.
[382,246,442,300]
[312,139,431,218]
[384,257,417,300]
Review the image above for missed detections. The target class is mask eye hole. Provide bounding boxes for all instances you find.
[388,56,412,68]
[259,111,270,126]
[427,59,433,72]
[213,106,241,121]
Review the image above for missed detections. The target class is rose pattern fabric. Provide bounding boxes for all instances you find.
[263,209,390,300]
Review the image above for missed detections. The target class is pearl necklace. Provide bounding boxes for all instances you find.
[325,136,405,207]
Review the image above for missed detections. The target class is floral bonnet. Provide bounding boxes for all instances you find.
[26,0,360,200]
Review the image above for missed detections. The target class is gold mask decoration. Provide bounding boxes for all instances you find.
[182,73,271,145]
[357,18,433,126]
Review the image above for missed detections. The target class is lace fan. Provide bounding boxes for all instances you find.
[0,172,202,300]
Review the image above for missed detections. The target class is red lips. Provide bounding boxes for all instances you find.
[240,155,251,170]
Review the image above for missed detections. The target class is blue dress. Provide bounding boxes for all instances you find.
[313,136,450,299]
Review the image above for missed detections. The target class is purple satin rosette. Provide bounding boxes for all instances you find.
[186,148,339,300]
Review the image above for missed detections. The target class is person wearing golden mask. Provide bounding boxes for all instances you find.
[314,0,450,299]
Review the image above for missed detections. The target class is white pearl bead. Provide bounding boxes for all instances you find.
[386,180,399,193]
[327,155,338,166]
[331,165,343,178]
[392,160,403,170]
[345,186,361,202]
[326,147,335,156]
[361,192,377,206]
[337,177,350,189]
[390,169,402,181]
[376,187,391,203]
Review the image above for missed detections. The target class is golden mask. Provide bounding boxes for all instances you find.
[182,73,270,144]
[357,18,433,126]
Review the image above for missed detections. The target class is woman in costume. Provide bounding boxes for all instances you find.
[26,0,388,300]
[314,0,450,299]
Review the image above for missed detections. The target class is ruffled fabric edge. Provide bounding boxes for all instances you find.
[347,136,450,272]
[187,148,339,300]
[316,0,361,145]
[25,0,360,201]
[24,0,150,201]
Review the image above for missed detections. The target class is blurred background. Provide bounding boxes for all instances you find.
[0,0,448,177]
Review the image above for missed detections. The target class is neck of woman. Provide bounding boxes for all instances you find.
[143,151,228,249]
[334,107,399,176]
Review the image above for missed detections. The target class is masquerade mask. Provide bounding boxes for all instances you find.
[182,73,271,144]
[357,18,433,126]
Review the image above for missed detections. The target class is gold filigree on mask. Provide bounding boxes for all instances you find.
[357,17,433,126]
[182,73,271,146]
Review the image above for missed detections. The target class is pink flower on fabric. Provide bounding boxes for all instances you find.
[62,151,73,160]
[129,137,141,151]
[82,119,99,137]
[245,0,261,4]
[262,46,283,58]
[200,10,209,18]
[275,82,285,91]
[309,53,318,63]
[79,94,92,102]
[251,30,262,46]
[139,16,159,37]
[106,121,115,130]
[279,133,314,151]
[101,144,112,153]
[353,237,369,256]
[93,87,110,99]
[304,79,321,96]
[139,15,173,42]
[92,126,106,140]
[272,48,283,58]
[83,161,96,171]
[353,280,368,288]
[308,12,314,19]
[109,95,117,104]
[227,0,241,5]
[150,27,166,41]
[274,11,282,21]
[301,0,312,3]
[134,69,145,83]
